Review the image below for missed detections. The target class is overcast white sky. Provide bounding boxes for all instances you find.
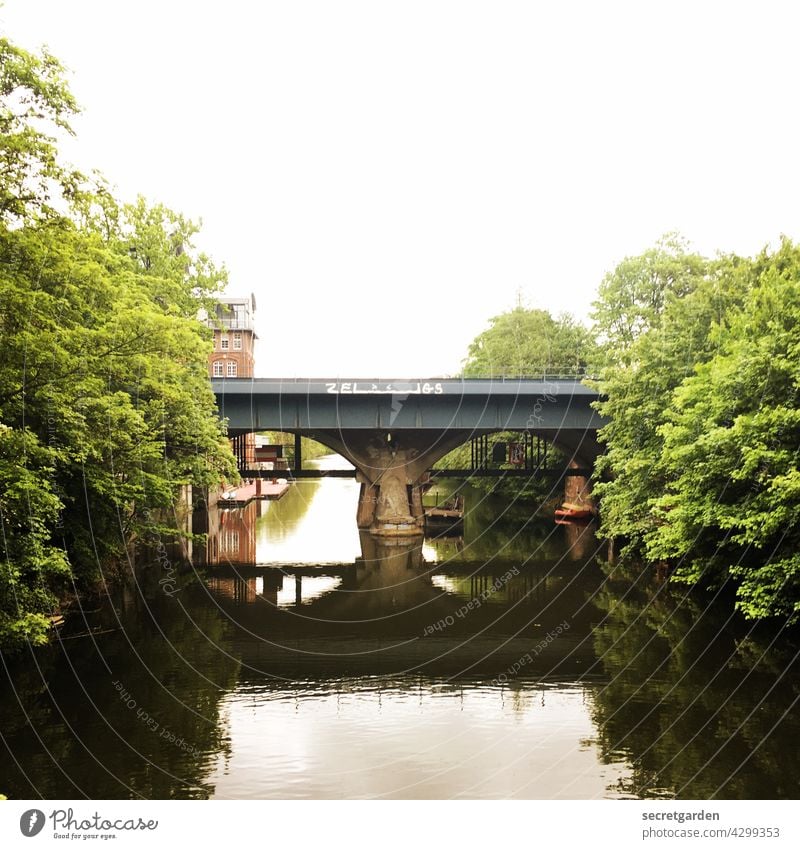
[3,1,800,376]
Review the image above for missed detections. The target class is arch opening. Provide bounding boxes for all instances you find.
[225,426,600,535]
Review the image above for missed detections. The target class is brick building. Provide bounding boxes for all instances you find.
[205,294,257,467]
[207,294,256,379]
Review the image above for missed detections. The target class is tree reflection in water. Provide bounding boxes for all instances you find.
[588,561,800,798]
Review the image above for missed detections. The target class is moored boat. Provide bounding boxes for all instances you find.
[424,494,465,534]
[554,501,594,521]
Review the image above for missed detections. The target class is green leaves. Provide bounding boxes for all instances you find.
[597,235,800,622]
[462,306,595,377]
[0,37,82,223]
[590,232,709,361]
[0,425,70,649]
[0,32,237,651]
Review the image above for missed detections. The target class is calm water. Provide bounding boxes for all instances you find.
[2,457,799,799]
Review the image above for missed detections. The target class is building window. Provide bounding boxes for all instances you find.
[212,361,223,377]
[233,332,242,350]
[221,335,229,350]
[227,361,238,377]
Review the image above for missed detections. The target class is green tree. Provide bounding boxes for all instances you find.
[0,425,69,646]
[440,303,591,499]
[590,242,747,558]
[0,35,81,223]
[0,34,236,650]
[591,232,708,363]
[649,238,800,620]
[462,306,595,377]
[593,234,800,622]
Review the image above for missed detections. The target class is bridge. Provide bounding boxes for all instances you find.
[212,377,604,537]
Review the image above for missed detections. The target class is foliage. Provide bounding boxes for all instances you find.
[591,232,709,362]
[462,306,596,377]
[590,243,743,554]
[593,235,800,621]
[0,35,236,650]
[453,304,594,500]
[649,239,800,620]
[0,35,82,223]
[433,431,567,504]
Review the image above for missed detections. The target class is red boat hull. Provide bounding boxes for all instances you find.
[554,507,594,521]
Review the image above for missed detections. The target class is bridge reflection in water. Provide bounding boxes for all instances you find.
[193,474,625,799]
[190,461,799,800]
[196,457,605,683]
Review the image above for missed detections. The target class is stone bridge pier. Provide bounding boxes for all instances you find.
[354,450,426,537]
[309,429,468,538]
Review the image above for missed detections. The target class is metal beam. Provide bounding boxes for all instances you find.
[241,467,592,479]
[212,377,605,433]
[429,467,591,478]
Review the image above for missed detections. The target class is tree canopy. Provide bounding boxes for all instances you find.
[436,304,594,497]
[649,240,800,619]
[0,35,236,650]
[0,35,82,223]
[590,232,709,361]
[462,306,595,377]
[592,236,800,622]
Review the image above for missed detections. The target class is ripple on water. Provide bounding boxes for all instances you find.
[205,677,633,799]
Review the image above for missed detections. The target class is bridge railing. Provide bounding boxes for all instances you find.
[232,372,599,382]
[461,371,599,381]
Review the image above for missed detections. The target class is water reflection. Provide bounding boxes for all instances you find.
[205,682,625,800]
[0,580,239,798]
[589,565,800,799]
[197,521,627,798]
[196,456,604,571]
[207,573,344,608]
[1,458,798,799]
[193,498,261,564]
[256,456,362,564]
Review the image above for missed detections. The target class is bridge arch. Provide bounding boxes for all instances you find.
[236,424,600,536]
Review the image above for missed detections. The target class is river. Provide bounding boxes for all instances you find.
[1,456,798,799]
